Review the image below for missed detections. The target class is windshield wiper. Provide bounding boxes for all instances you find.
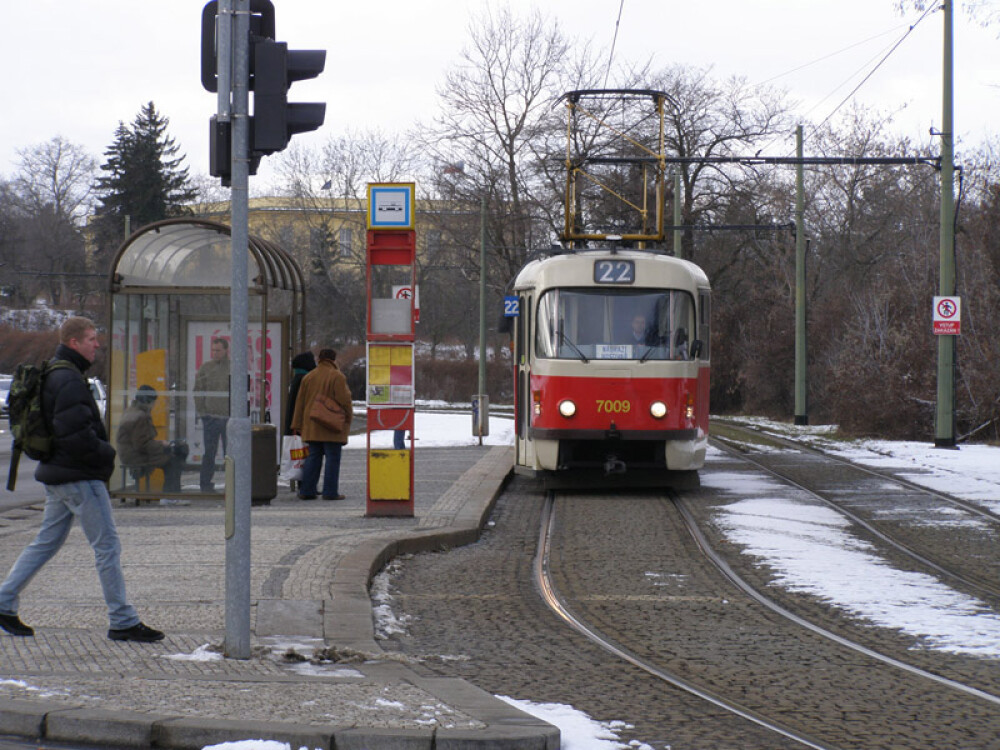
[558,330,589,362]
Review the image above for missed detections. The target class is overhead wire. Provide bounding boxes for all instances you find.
[809,2,941,136]
[603,0,626,89]
[753,4,942,158]
[756,24,908,87]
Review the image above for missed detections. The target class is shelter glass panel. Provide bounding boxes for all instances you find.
[109,292,280,500]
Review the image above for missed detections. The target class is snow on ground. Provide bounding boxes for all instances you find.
[346,408,515,449]
[709,417,1000,658]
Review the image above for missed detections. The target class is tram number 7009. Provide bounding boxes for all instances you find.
[597,399,631,414]
[593,260,635,284]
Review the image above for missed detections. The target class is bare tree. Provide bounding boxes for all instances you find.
[895,1,1000,27]
[265,131,422,347]
[12,136,97,223]
[425,4,571,281]
[649,65,793,260]
[3,137,99,309]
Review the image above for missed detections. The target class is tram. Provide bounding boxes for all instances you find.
[508,247,710,488]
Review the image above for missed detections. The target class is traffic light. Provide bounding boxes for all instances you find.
[251,39,327,155]
[201,0,325,182]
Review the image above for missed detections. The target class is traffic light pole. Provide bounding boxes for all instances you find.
[202,0,325,660]
[224,0,252,660]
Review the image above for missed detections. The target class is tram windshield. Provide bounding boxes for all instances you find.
[535,288,696,361]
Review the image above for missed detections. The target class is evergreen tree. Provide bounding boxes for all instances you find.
[92,102,196,255]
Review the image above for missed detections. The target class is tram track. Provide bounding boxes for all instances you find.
[711,417,1000,525]
[534,491,839,750]
[381,470,1000,748]
[535,488,1000,748]
[709,421,1000,603]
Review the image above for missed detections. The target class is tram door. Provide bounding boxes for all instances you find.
[515,292,535,469]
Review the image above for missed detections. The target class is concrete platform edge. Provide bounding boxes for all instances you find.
[0,447,561,750]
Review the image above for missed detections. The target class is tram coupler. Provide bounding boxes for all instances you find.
[603,455,627,475]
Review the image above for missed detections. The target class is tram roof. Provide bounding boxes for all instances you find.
[512,248,709,292]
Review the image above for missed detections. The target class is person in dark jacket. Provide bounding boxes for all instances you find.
[117,385,187,494]
[0,317,164,642]
[284,350,316,435]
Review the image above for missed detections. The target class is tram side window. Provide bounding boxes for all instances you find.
[698,290,711,359]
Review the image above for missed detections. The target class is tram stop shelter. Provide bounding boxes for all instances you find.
[105,218,306,503]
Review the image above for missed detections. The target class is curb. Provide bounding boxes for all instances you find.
[0,447,560,750]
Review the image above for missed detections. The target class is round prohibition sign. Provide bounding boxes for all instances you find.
[395,287,413,300]
[936,298,957,319]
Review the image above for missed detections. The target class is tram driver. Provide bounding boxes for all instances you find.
[629,314,659,347]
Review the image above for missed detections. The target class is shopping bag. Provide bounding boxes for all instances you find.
[279,435,308,482]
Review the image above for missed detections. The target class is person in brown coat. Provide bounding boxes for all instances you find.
[290,348,353,500]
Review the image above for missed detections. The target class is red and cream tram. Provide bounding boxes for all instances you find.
[509,248,710,488]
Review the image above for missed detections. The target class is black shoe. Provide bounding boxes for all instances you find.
[297,493,317,500]
[322,494,345,501]
[108,622,164,642]
[0,613,33,637]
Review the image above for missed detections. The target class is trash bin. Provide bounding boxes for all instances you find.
[251,424,277,504]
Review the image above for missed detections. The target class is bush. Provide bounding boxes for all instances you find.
[0,327,60,374]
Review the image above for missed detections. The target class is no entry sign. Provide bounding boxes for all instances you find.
[932,296,961,335]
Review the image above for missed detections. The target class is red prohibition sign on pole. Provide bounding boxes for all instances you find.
[936,298,957,318]
[395,287,413,299]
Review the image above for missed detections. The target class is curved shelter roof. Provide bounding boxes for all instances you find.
[109,218,303,293]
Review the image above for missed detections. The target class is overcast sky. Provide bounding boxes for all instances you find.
[1,1,996,189]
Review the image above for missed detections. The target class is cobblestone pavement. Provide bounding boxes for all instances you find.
[0,446,559,750]
[380,465,1000,750]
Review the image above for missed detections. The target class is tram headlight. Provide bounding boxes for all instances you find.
[650,401,668,419]
[558,399,577,418]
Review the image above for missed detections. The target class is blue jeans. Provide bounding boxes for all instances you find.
[200,415,228,490]
[300,441,343,497]
[0,480,140,630]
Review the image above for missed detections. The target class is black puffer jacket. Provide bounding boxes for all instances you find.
[34,344,116,485]
[284,351,316,435]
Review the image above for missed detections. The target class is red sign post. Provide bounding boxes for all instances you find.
[365,183,417,517]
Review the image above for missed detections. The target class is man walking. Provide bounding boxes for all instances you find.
[290,348,352,500]
[0,317,164,642]
[194,337,230,492]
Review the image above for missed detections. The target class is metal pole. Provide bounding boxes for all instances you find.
[673,172,682,258]
[477,194,487,445]
[794,125,808,426]
[935,1,956,448]
[225,0,252,659]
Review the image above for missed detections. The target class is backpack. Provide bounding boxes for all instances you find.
[6,360,76,490]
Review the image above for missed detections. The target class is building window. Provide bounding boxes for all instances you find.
[427,230,442,253]
[338,228,353,258]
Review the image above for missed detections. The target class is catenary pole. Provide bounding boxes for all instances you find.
[794,125,808,426]
[935,1,957,448]
[477,194,487,446]
[224,0,252,658]
[673,172,682,258]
